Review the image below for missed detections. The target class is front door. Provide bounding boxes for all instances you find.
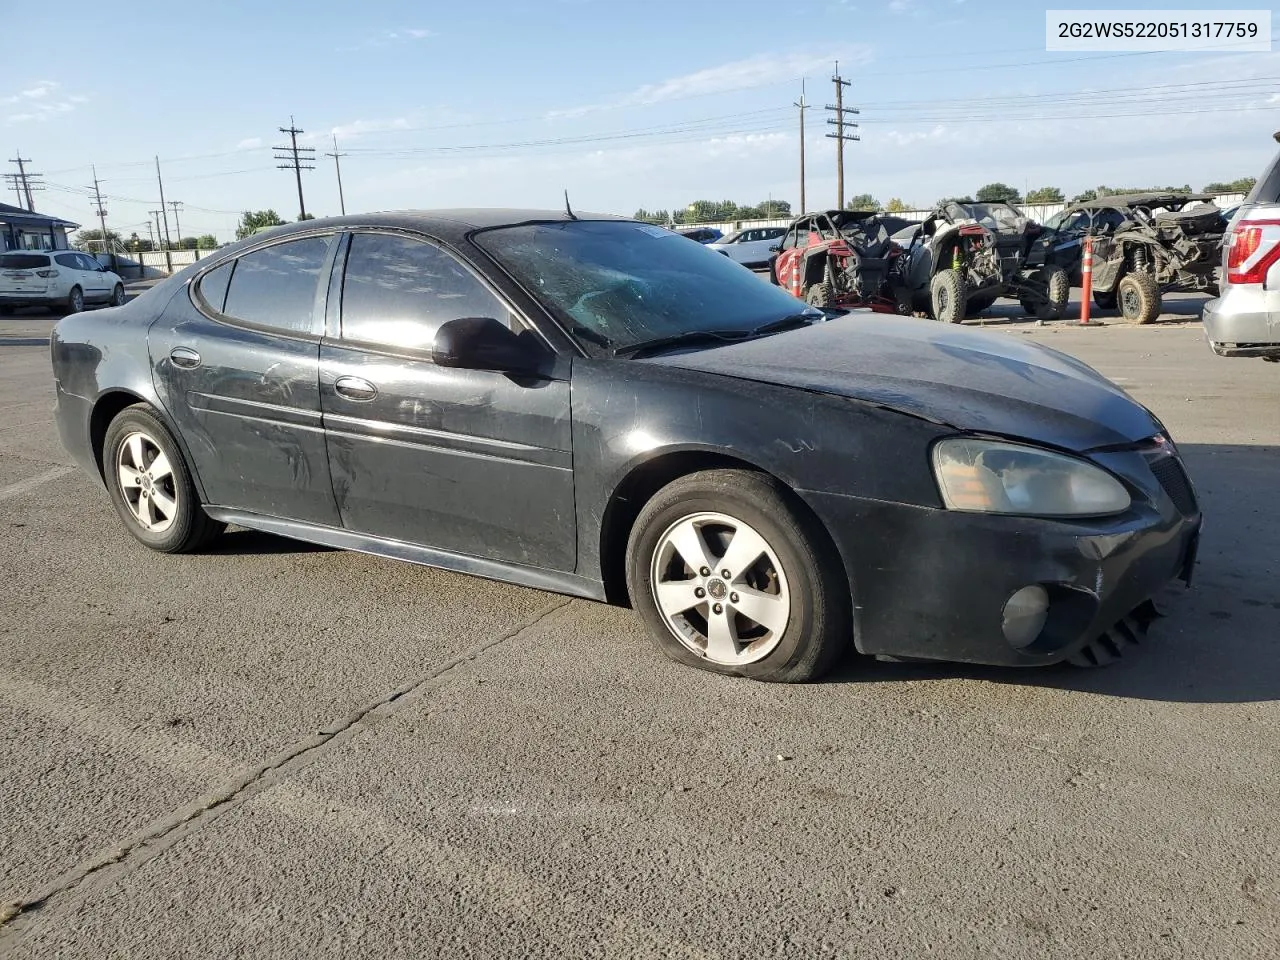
[150,233,342,526]
[319,230,576,571]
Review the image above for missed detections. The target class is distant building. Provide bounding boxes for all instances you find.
[0,203,79,252]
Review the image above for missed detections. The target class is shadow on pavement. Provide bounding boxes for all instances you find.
[827,442,1280,704]
[206,528,333,556]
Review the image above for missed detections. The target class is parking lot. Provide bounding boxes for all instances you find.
[1,293,1277,958]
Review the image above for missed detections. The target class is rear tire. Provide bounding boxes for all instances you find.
[930,268,967,323]
[102,403,224,553]
[805,282,834,308]
[625,469,849,683]
[66,286,84,314]
[1117,271,1160,324]
[1020,266,1070,321]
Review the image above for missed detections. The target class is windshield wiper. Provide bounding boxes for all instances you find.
[611,329,752,359]
[747,312,823,336]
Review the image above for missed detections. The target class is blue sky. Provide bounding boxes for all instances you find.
[5,0,1279,241]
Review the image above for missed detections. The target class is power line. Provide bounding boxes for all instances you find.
[825,62,859,211]
[275,117,316,220]
[325,134,348,216]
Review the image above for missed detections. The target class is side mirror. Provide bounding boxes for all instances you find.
[433,317,539,374]
[768,245,781,253]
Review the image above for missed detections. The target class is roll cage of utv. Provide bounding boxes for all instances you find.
[769,210,915,313]
[898,201,1069,324]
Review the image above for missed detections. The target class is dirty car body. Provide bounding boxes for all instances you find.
[52,210,1201,677]
[771,210,914,312]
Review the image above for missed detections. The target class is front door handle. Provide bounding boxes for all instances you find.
[169,346,201,369]
[334,376,378,402]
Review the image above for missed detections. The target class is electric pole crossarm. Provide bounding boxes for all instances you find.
[274,116,317,220]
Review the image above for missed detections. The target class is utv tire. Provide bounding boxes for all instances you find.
[1117,271,1161,324]
[102,403,225,553]
[1092,290,1118,310]
[625,469,849,683]
[1019,265,1070,321]
[930,269,968,324]
[804,282,834,309]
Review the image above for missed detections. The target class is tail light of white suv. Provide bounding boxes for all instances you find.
[1226,218,1280,285]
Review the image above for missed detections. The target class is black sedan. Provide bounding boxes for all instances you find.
[51,210,1201,682]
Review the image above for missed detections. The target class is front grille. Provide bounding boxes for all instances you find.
[1150,455,1197,516]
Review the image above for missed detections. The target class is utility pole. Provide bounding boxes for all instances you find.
[794,79,808,215]
[89,165,113,268]
[825,62,860,210]
[150,210,164,251]
[5,152,43,211]
[145,220,156,251]
[274,117,316,220]
[155,157,172,250]
[324,134,347,216]
[168,200,184,248]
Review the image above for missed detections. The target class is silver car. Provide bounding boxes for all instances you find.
[1202,133,1280,361]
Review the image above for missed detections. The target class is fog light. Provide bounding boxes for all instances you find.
[1002,585,1049,649]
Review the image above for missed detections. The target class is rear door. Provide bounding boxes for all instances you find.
[150,233,343,525]
[0,253,52,298]
[319,229,576,570]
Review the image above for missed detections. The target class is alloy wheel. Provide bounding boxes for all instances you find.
[115,431,178,534]
[650,511,791,666]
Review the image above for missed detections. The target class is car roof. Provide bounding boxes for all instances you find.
[235,208,630,247]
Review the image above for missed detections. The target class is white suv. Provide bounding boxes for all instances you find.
[1202,133,1280,361]
[0,251,126,315]
[707,227,787,269]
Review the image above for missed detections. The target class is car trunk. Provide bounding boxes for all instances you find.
[0,254,52,295]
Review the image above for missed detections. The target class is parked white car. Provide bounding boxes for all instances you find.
[0,251,126,314]
[707,227,787,269]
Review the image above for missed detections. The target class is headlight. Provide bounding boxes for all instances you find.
[932,438,1130,517]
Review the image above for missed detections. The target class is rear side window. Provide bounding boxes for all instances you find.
[340,233,507,351]
[55,253,81,269]
[0,253,50,269]
[197,261,235,313]
[1247,146,1280,204]
[221,235,334,335]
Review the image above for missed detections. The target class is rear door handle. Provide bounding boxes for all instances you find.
[334,376,378,402]
[169,346,201,369]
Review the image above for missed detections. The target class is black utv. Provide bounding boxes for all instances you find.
[1029,193,1227,324]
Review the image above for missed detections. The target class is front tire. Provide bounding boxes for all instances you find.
[930,268,968,323]
[1117,271,1160,324]
[625,469,849,683]
[1019,266,1070,321]
[102,404,224,553]
[111,283,126,307]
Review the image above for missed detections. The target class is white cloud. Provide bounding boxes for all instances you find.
[889,0,915,12]
[548,48,875,119]
[341,27,433,50]
[308,117,412,143]
[236,137,263,150]
[2,81,85,124]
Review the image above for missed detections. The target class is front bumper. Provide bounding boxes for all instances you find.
[801,461,1201,667]
[1202,296,1280,358]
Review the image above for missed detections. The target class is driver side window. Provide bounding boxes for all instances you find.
[340,233,512,353]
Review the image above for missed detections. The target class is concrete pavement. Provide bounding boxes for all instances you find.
[0,315,1277,958]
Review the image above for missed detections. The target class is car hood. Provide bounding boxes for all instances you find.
[653,315,1159,451]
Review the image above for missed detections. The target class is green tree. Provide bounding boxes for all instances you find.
[71,228,122,251]
[845,193,880,212]
[126,232,153,253]
[196,234,219,249]
[1025,186,1064,204]
[974,182,1022,203]
[235,209,287,240]
[1202,177,1256,195]
[884,198,911,213]
[756,199,791,218]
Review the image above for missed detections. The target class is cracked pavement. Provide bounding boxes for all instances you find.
[1,306,1278,958]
